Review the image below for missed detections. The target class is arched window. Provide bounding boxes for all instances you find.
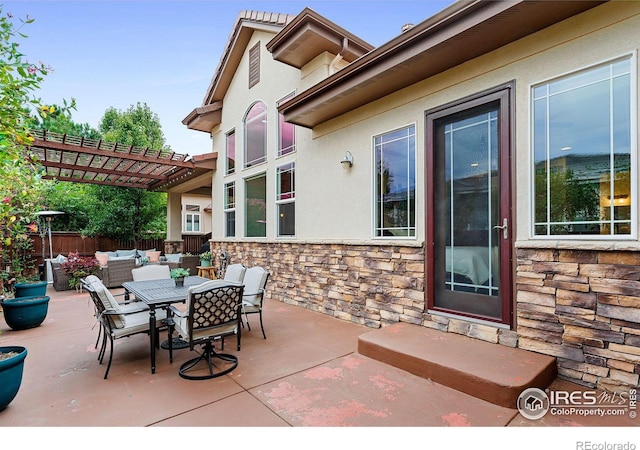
[244,101,267,168]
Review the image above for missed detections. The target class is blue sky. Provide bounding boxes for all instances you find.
[3,0,454,155]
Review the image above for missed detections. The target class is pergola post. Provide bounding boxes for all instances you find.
[165,192,184,254]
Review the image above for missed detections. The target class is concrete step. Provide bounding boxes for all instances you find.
[357,322,557,409]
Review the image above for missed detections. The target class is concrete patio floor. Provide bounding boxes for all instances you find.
[0,284,637,447]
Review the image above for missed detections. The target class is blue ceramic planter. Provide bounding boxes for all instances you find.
[13,281,48,298]
[1,295,50,330]
[0,346,27,411]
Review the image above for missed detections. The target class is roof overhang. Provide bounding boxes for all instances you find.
[28,130,217,192]
[278,0,607,128]
[266,7,373,69]
[182,102,223,132]
[183,11,295,134]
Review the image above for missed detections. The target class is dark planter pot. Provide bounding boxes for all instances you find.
[1,295,50,330]
[13,281,48,298]
[0,346,27,411]
[175,277,184,287]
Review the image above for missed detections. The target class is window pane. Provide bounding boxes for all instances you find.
[245,102,267,167]
[225,182,235,209]
[277,162,295,200]
[278,93,296,156]
[278,202,295,236]
[245,174,266,237]
[374,125,416,237]
[226,211,235,237]
[533,59,633,236]
[226,131,235,175]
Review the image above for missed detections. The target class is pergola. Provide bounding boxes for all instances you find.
[27,129,216,248]
[28,129,214,191]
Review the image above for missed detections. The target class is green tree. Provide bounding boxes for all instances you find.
[30,101,101,139]
[100,102,170,151]
[79,103,170,245]
[0,9,53,289]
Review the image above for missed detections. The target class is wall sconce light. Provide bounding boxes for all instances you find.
[340,151,354,169]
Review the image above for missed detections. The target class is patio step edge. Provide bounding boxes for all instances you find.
[357,322,557,409]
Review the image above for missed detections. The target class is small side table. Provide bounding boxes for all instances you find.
[197,266,216,279]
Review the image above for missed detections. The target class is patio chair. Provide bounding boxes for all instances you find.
[223,263,246,283]
[241,266,270,339]
[83,275,149,349]
[83,277,166,379]
[131,264,171,281]
[167,280,244,380]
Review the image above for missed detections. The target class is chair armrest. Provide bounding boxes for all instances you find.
[243,289,265,297]
[168,305,187,317]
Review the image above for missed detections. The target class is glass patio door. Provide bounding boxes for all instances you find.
[427,87,512,324]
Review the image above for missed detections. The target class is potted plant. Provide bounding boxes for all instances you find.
[170,268,190,287]
[60,252,100,291]
[13,274,48,298]
[1,294,50,330]
[0,345,27,411]
[199,251,213,267]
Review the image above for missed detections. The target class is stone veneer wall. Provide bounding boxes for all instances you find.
[211,241,640,391]
[516,248,640,392]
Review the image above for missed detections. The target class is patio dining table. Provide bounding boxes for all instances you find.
[122,276,210,374]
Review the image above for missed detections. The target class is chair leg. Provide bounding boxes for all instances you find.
[104,337,114,379]
[167,318,175,364]
[95,324,102,349]
[178,341,237,381]
[259,310,266,339]
[98,327,108,363]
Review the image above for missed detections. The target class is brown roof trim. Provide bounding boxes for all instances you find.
[266,7,374,69]
[182,102,223,133]
[279,0,607,128]
[203,10,295,105]
[182,10,294,134]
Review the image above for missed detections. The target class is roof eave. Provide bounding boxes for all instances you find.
[280,0,607,129]
[182,102,223,133]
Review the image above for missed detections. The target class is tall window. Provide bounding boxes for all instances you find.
[244,101,267,168]
[533,57,633,237]
[278,93,296,156]
[374,125,416,237]
[245,173,266,237]
[184,205,201,232]
[226,130,235,175]
[224,182,235,237]
[277,162,295,236]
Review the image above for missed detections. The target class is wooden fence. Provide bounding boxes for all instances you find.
[29,232,206,265]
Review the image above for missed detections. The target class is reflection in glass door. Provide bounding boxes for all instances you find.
[427,87,512,324]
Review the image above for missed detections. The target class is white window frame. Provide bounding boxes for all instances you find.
[276,162,295,237]
[225,129,236,175]
[372,123,417,239]
[244,172,267,238]
[277,92,296,157]
[224,181,236,238]
[530,53,637,240]
[244,101,268,169]
[184,205,201,233]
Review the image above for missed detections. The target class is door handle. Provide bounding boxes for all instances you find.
[493,218,508,240]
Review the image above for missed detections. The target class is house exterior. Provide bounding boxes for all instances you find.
[181,194,212,237]
[180,1,640,392]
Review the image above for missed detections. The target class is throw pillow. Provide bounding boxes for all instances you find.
[165,253,182,263]
[95,253,109,267]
